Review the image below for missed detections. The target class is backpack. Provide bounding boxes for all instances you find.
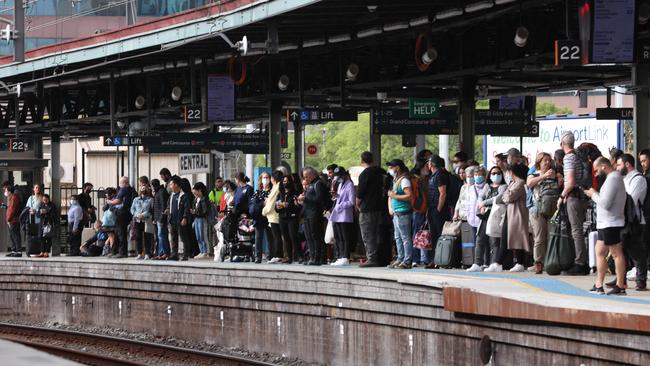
[446,173,463,213]
[315,180,334,212]
[207,202,218,224]
[535,178,560,218]
[623,193,642,236]
[641,175,650,219]
[574,143,602,189]
[396,176,427,214]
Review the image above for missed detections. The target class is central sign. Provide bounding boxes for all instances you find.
[408,98,439,119]
[178,154,210,175]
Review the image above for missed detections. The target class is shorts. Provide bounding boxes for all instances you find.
[597,227,623,246]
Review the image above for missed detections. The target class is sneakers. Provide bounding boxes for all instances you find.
[397,261,413,269]
[589,285,605,295]
[387,259,402,269]
[607,285,627,296]
[144,254,150,260]
[6,252,22,257]
[509,264,526,272]
[466,264,483,272]
[268,257,282,264]
[330,258,350,266]
[193,253,207,259]
[484,263,503,272]
[636,280,648,291]
[135,254,144,260]
[626,267,637,281]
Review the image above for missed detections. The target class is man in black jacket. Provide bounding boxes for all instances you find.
[167,176,192,261]
[299,166,328,265]
[151,179,170,259]
[356,152,386,267]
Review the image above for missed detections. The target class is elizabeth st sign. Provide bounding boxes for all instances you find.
[105,133,269,154]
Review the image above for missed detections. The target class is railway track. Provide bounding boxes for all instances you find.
[0,322,275,366]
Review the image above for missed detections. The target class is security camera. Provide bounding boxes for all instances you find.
[477,85,489,98]
[376,91,388,101]
[278,75,290,91]
[116,120,127,130]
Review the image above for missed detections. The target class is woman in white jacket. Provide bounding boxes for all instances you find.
[262,171,283,263]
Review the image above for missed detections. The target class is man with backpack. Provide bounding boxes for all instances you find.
[618,153,648,291]
[387,159,414,269]
[557,131,590,275]
[299,166,329,265]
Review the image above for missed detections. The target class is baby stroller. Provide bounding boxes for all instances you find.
[216,211,255,262]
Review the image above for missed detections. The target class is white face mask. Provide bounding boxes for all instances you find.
[3,191,8,197]
[70,199,77,205]
[388,169,397,178]
[262,178,270,186]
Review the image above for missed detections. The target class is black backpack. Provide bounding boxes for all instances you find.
[574,143,602,189]
[315,179,334,212]
[641,175,650,219]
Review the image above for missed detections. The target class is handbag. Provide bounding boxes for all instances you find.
[413,221,432,250]
[544,206,576,275]
[441,220,462,236]
[144,218,155,234]
[485,203,506,238]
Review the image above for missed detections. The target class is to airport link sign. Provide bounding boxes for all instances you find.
[285,108,358,124]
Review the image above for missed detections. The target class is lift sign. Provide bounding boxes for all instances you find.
[178,154,210,175]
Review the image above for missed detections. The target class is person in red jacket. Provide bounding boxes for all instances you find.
[3,181,22,257]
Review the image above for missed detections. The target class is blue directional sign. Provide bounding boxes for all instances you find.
[103,136,161,147]
[286,108,358,124]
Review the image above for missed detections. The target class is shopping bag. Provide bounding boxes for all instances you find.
[413,221,432,250]
[441,220,462,237]
[485,203,506,238]
[324,220,335,244]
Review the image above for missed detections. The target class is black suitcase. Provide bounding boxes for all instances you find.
[460,222,475,267]
[27,236,41,256]
[434,235,461,268]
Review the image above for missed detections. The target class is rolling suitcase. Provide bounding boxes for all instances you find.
[434,235,461,268]
[27,236,41,256]
[460,222,475,267]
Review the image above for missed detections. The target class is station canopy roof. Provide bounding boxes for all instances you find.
[0,0,638,138]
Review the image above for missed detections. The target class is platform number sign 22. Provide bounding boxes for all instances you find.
[184,105,202,123]
[9,138,26,152]
[555,40,582,66]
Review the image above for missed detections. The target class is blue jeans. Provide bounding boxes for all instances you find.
[393,212,413,263]
[157,222,170,256]
[194,217,208,254]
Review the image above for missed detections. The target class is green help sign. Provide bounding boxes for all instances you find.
[408,98,440,119]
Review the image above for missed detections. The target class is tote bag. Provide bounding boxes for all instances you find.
[486,203,506,238]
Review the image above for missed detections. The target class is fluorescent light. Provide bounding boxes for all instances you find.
[142,64,164,72]
[120,68,141,77]
[383,21,409,32]
[245,49,265,56]
[60,78,78,86]
[465,1,494,13]
[194,58,203,65]
[43,81,59,89]
[278,43,299,51]
[435,8,464,20]
[409,16,430,27]
[175,60,188,68]
[303,38,326,48]
[99,71,112,80]
[328,34,351,43]
[78,74,98,83]
[214,53,232,60]
[494,0,517,5]
[357,26,383,38]
[165,61,175,69]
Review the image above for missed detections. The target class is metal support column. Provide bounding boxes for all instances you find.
[50,133,61,256]
[370,109,381,165]
[13,0,24,63]
[269,100,282,169]
[294,121,304,173]
[128,146,137,186]
[634,65,650,159]
[458,77,477,159]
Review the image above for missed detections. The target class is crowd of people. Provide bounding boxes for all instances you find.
[3,130,650,296]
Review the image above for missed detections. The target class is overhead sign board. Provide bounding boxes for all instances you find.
[145,132,269,154]
[285,108,358,123]
[372,109,458,135]
[103,136,161,146]
[555,40,582,66]
[179,154,210,175]
[207,75,235,121]
[591,0,635,64]
[408,98,439,119]
[596,108,633,120]
[9,138,27,152]
[475,110,539,137]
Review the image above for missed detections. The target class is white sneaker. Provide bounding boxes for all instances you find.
[269,257,281,264]
[466,264,483,272]
[509,264,526,272]
[484,263,503,272]
[330,258,342,266]
[627,267,637,281]
[194,253,207,259]
[135,254,144,260]
[144,255,150,260]
[331,258,349,266]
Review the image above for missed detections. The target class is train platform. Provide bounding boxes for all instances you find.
[0,338,80,366]
[0,255,649,365]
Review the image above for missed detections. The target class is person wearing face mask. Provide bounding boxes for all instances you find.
[130,182,154,260]
[3,182,22,257]
[453,166,475,222]
[252,172,274,263]
[468,167,507,272]
[78,182,96,226]
[67,195,83,256]
[410,160,430,266]
[452,151,468,176]
[462,166,487,269]
[426,155,450,268]
[386,159,414,269]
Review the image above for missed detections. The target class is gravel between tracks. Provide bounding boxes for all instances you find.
[2,319,320,366]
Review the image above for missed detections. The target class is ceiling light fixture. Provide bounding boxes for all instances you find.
[465,1,494,13]
[435,8,463,20]
[357,26,383,38]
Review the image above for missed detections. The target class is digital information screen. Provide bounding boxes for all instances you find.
[591,0,635,63]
